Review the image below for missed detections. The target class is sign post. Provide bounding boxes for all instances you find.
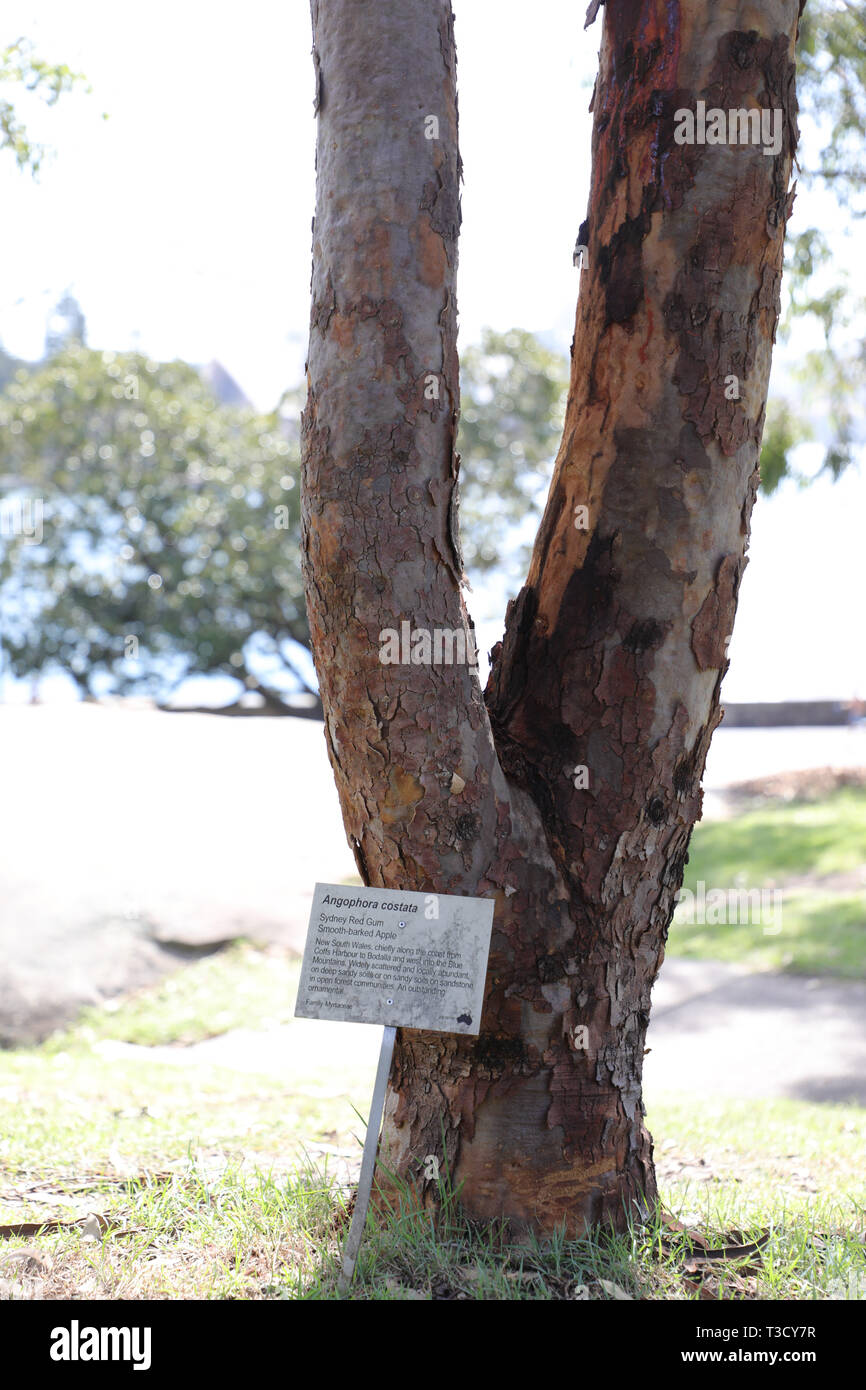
[295,882,495,1294]
[335,1024,395,1294]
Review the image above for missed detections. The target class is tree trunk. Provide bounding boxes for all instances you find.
[301,0,804,1234]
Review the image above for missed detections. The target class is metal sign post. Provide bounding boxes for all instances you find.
[336,1024,396,1295]
[295,883,494,1296]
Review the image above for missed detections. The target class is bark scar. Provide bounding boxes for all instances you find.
[691,554,739,672]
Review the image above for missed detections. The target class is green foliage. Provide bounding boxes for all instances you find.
[0,347,310,702]
[0,37,88,175]
[797,0,866,200]
[758,398,812,493]
[457,327,568,579]
[769,0,866,487]
[0,331,566,694]
[456,328,814,565]
[455,10,866,508]
[0,343,25,390]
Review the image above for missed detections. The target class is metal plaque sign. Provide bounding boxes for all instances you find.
[294,883,494,1035]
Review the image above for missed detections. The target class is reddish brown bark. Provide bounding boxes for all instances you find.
[301,0,805,1233]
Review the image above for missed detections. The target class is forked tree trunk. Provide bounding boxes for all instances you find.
[301,0,804,1233]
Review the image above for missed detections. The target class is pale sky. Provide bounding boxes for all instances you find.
[0,0,863,703]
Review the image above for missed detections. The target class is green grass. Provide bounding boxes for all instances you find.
[348,798,866,977]
[42,941,302,1051]
[1,791,864,1299]
[1,1078,863,1299]
[0,979,365,1183]
[1,947,864,1299]
[670,888,866,976]
[645,1090,866,1222]
[669,788,866,977]
[687,788,866,883]
[319,1180,866,1302]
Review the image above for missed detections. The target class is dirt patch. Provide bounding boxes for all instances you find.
[723,766,866,808]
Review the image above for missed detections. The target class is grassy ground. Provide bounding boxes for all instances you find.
[669,787,866,976]
[1,786,863,1300]
[342,788,866,978]
[1,944,864,1301]
[41,941,301,1051]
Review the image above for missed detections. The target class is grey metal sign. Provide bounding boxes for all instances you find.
[294,883,494,1035]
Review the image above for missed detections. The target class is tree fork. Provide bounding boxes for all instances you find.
[301,0,804,1233]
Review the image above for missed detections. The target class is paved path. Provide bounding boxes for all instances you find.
[645,958,866,1104]
[90,956,866,1107]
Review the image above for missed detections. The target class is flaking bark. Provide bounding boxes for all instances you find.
[301,0,805,1233]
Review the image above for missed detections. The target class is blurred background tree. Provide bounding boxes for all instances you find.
[1,2,864,702]
[0,324,563,703]
[762,0,866,489]
[0,344,310,708]
[455,3,866,590]
[457,327,568,584]
[1,36,87,175]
